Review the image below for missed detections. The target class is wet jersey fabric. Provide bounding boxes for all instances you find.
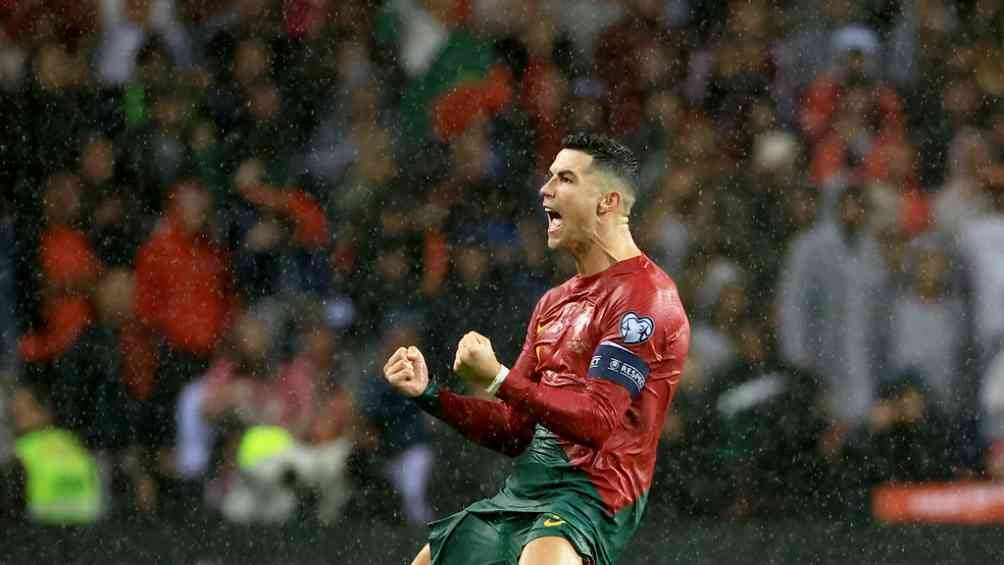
[418,254,690,564]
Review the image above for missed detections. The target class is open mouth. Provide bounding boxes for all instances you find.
[544,207,563,233]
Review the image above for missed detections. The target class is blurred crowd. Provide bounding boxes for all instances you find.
[2,0,1004,528]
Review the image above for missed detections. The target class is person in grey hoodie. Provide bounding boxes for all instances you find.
[778,181,892,435]
[889,236,970,417]
[957,166,1004,374]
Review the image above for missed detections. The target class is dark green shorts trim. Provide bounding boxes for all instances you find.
[427,507,595,565]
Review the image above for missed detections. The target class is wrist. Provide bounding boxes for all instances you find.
[411,380,442,416]
[486,365,509,396]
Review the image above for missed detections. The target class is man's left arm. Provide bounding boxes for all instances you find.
[470,296,687,449]
[497,368,666,449]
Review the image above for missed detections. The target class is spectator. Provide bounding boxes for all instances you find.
[850,370,967,484]
[287,312,360,449]
[95,0,193,86]
[220,423,354,524]
[865,141,931,236]
[957,165,1004,372]
[690,271,748,387]
[775,0,861,124]
[629,89,684,198]
[20,42,96,178]
[3,380,103,525]
[593,0,678,136]
[427,229,523,379]
[134,179,236,450]
[349,211,426,341]
[638,168,707,278]
[908,66,987,188]
[18,172,100,364]
[203,34,271,133]
[706,321,825,518]
[885,0,957,87]
[225,80,297,167]
[799,25,904,145]
[120,86,195,213]
[193,309,358,478]
[325,124,398,224]
[358,312,433,526]
[778,182,892,437]
[194,311,282,519]
[739,132,815,307]
[889,238,968,416]
[686,0,777,158]
[229,157,330,307]
[78,134,145,267]
[45,270,133,455]
[810,79,907,192]
[934,127,993,236]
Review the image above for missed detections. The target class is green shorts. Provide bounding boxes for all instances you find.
[428,506,595,565]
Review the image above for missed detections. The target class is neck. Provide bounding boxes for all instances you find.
[572,223,642,277]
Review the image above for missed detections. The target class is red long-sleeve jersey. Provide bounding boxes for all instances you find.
[418,254,690,514]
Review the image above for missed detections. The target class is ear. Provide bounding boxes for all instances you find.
[597,191,622,216]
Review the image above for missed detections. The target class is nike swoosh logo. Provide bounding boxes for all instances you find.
[543,519,565,527]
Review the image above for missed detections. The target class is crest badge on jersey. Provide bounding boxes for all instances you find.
[619,312,654,344]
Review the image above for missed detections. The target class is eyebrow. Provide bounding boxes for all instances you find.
[549,169,578,180]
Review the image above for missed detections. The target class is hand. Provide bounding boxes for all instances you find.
[383,346,429,398]
[453,331,502,389]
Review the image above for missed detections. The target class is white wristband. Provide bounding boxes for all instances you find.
[486,365,510,396]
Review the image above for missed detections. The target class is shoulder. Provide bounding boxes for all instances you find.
[610,257,684,314]
[603,260,689,347]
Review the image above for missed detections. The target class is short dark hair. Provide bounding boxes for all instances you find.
[561,132,640,192]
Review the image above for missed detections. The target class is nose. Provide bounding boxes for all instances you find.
[539,177,555,200]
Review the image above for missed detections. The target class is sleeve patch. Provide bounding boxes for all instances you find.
[587,341,650,398]
[619,312,654,344]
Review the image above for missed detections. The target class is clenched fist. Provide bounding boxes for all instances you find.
[453,331,502,388]
[383,346,429,397]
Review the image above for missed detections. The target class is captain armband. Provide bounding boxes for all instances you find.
[587,341,650,398]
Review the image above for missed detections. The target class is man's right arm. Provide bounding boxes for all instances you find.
[385,296,547,457]
[413,379,536,457]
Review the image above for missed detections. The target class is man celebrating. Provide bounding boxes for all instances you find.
[383,133,690,565]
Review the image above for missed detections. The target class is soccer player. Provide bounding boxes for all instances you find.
[382,133,690,565]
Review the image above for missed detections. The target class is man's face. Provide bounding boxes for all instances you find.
[540,149,603,251]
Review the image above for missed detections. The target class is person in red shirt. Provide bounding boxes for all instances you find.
[19,172,100,364]
[799,35,904,145]
[134,179,236,447]
[383,134,690,565]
